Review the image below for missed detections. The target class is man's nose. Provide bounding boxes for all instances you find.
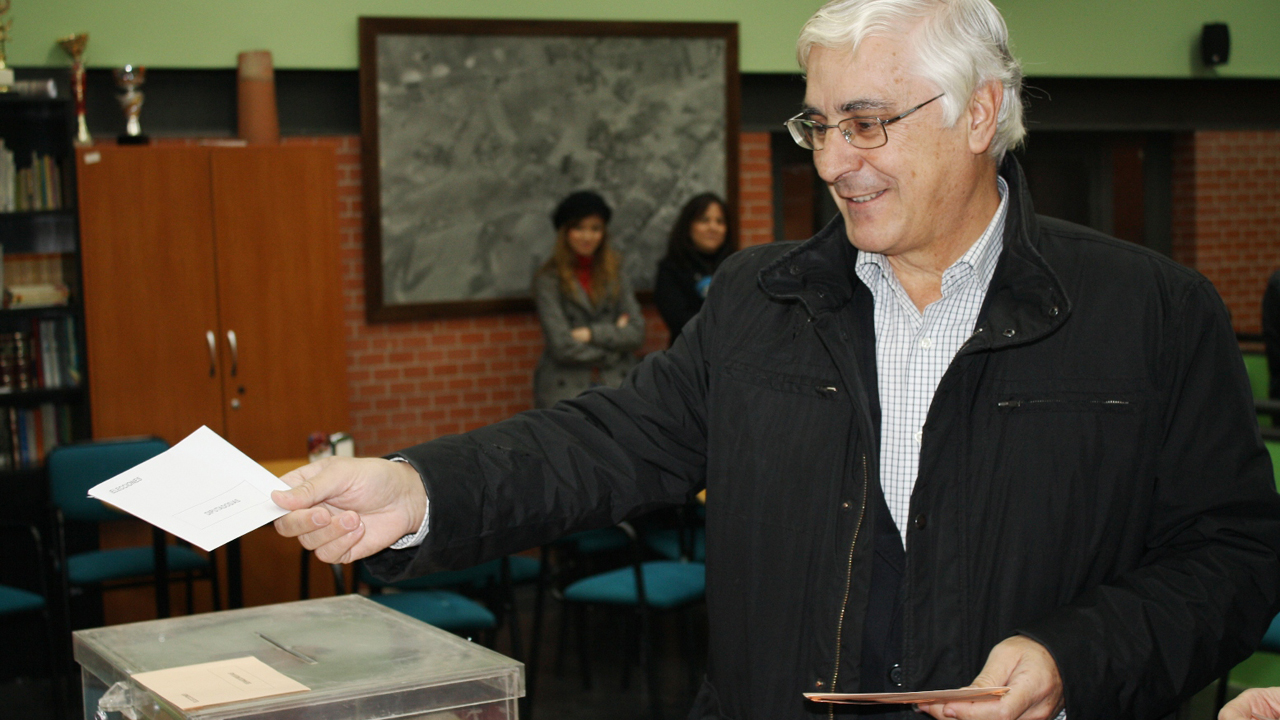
[813,136,866,184]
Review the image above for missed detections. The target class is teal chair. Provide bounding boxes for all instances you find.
[644,503,707,562]
[526,526,632,716]
[345,560,498,640]
[48,438,221,629]
[560,521,706,720]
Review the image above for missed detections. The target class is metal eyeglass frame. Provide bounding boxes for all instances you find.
[784,93,945,151]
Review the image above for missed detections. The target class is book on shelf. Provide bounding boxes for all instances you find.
[0,317,81,393]
[3,252,70,308]
[0,141,12,212]
[0,403,71,471]
[5,283,70,308]
[0,149,63,212]
[7,79,57,98]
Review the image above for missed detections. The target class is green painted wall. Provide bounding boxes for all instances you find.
[13,0,1280,77]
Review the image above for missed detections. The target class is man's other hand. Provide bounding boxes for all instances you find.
[271,457,426,564]
[916,635,1064,720]
[1220,687,1280,720]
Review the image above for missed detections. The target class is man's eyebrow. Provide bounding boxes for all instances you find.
[799,99,893,117]
[841,98,892,114]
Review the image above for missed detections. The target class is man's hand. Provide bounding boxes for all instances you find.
[271,457,427,564]
[616,314,630,328]
[916,636,1064,720]
[571,326,592,343]
[1220,687,1280,720]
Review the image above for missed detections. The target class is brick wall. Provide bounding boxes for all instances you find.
[1172,130,1280,333]
[326,132,775,456]
[739,132,775,248]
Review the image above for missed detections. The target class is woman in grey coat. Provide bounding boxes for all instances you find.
[533,191,645,409]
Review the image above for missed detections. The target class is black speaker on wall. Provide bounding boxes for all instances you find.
[1201,23,1231,67]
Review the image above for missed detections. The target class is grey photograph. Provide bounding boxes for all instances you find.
[372,26,730,311]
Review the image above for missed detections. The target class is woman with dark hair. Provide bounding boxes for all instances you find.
[532,190,645,409]
[654,192,736,345]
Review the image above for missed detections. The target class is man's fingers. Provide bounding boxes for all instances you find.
[274,506,333,538]
[293,510,362,550]
[271,460,345,511]
[314,519,368,564]
[923,637,1061,720]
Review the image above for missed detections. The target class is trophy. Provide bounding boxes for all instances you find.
[0,1,13,92]
[113,64,148,144]
[58,32,92,145]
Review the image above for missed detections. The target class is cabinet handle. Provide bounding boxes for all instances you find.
[205,330,217,377]
[226,330,238,377]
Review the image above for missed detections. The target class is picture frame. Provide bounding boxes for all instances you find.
[359,17,740,322]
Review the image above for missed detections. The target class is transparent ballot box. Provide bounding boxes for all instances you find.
[74,594,523,720]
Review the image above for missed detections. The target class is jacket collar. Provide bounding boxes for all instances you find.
[758,155,1070,350]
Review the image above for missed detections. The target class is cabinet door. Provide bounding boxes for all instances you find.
[78,147,227,443]
[210,146,349,460]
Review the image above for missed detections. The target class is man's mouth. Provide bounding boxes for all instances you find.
[847,189,886,204]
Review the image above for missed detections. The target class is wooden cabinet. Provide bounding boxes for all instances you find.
[76,145,349,461]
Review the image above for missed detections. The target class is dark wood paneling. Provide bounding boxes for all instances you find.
[13,68,1278,138]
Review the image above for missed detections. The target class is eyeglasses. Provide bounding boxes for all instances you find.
[784,93,945,151]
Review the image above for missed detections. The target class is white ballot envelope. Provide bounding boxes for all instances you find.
[805,686,1010,704]
[87,426,291,551]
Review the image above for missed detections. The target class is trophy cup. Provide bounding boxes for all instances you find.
[58,33,92,145]
[0,1,14,92]
[113,65,148,144]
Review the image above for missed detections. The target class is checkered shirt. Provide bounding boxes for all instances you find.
[854,177,1009,549]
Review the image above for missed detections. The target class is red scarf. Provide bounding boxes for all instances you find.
[576,254,594,298]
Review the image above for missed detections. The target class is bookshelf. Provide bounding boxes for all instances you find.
[0,96,91,486]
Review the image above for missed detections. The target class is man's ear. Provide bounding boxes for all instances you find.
[966,80,1002,156]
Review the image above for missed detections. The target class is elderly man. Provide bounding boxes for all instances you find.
[274,1,1280,718]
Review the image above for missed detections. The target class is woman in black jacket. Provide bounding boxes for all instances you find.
[653,192,737,345]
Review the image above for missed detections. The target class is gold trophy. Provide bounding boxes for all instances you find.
[58,32,92,145]
[113,64,148,144]
[0,1,14,92]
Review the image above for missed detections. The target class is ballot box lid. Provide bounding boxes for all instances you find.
[74,594,523,720]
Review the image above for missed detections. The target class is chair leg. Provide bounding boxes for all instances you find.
[680,607,698,697]
[41,604,67,720]
[209,558,222,611]
[639,605,663,720]
[576,604,592,690]
[299,549,311,600]
[504,581,525,664]
[555,589,571,677]
[527,545,551,719]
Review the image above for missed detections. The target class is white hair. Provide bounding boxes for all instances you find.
[796,0,1025,160]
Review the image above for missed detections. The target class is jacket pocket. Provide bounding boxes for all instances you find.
[723,359,841,400]
[995,397,1135,413]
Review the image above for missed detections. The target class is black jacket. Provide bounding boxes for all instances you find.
[654,248,729,345]
[369,157,1280,720]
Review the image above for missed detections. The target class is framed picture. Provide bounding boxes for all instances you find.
[360,17,739,321]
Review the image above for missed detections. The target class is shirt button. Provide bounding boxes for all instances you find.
[918,337,933,349]
[914,430,923,445]
[888,663,904,688]
[913,514,927,530]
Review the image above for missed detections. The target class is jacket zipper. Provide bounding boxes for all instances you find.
[828,452,870,716]
[997,399,1130,408]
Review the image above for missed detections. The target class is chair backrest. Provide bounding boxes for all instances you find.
[47,437,169,523]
